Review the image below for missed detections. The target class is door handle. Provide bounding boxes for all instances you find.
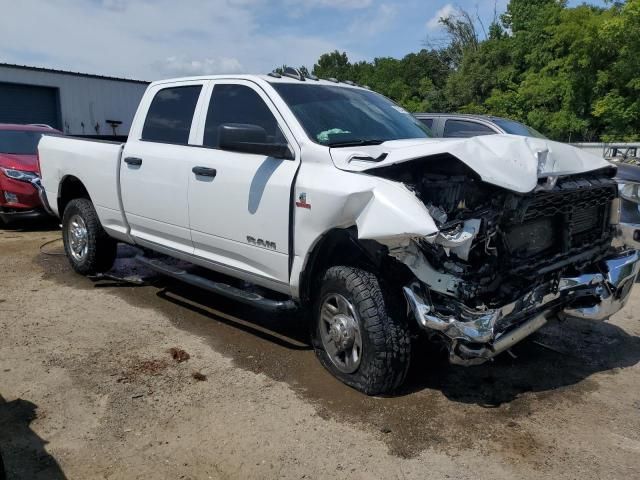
[192,166,217,178]
[124,157,143,166]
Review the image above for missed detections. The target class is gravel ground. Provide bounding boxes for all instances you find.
[1,224,640,479]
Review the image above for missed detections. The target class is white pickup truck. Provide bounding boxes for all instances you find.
[39,70,640,395]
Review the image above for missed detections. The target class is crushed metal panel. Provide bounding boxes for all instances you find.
[331,135,611,193]
[348,181,440,243]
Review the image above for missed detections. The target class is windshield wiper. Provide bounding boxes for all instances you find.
[327,139,387,148]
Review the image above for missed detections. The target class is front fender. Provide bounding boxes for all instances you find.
[290,162,438,298]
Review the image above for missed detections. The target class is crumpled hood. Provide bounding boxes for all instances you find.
[330,134,611,193]
[0,153,39,173]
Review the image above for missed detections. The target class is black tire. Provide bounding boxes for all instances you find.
[62,198,117,275]
[312,266,411,395]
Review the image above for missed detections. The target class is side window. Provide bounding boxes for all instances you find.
[141,85,202,144]
[204,84,282,148]
[419,118,434,130]
[443,119,496,138]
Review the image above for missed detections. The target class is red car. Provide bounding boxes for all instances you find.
[0,124,62,225]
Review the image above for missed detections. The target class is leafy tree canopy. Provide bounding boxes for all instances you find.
[299,0,639,142]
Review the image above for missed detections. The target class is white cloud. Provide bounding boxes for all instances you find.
[286,0,372,10]
[157,56,244,76]
[426,3,456,31]
[283,0,373,19]
[100,0,128,12]
[0,0,337,81]
[349,4,398,37]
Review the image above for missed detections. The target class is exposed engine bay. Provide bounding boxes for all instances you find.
[367,156,637,365]
[373,156,617,305]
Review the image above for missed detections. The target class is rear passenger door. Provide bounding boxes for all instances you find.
[121,81,206,253]
[186,80,299,292]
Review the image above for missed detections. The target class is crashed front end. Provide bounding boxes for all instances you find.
[371,159,640,366]
[401,250,639,365]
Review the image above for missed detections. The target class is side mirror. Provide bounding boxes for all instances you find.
[218,123,293,160]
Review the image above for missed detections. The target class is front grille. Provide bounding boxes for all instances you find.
[502,175,617,271]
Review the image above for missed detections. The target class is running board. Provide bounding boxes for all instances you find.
[135,256,297,312]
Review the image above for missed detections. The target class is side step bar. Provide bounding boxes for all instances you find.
[135,256,297,312]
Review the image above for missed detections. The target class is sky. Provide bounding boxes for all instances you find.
[0,0,610,82]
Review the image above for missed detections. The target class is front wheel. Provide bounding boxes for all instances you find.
[62,198,117,275]
[313,266,411,395]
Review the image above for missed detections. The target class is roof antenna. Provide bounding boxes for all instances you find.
[281,67,305,81]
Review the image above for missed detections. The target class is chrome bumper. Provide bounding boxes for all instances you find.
[562,249,640,320]
[404,250,640,366]
[30,177,56,216]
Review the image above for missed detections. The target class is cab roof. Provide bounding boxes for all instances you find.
[150,74,369,90]
[414,113,512,122]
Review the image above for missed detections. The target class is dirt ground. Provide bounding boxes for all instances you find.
[1,223,640,480]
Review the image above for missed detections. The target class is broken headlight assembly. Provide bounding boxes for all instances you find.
[619,182,640,223]
[620,182,640,205]
[0,167,39,183]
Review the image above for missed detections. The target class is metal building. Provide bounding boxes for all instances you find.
[0,63,149,137]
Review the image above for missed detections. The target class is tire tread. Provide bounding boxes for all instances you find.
[314,266,411,395]
[62,198,117,275]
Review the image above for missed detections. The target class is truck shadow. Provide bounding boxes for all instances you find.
[95,248,640,406]
[0,395,67,480]
[156,286,311,351]
[247,158,281,214]
[403,316,640,406]
[36,248,640,459]
[0,218,59,233]
[151,273,640,406]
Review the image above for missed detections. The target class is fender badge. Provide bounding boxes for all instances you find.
[295,192,311,209]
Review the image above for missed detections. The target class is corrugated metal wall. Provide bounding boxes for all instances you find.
[0,65,148,136]
[0,82,60,128]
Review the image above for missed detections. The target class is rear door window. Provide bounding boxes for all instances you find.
[419,118,434,130]
[204,84,282,148]
[141,85,202,144]
[443,119,496,138]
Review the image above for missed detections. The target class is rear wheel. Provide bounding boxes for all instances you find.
[313,266,411,395]
[62,198,117,275]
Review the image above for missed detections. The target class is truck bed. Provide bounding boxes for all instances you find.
[38,135,130,240]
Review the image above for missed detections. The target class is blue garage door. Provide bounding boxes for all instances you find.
[0,82,61,129]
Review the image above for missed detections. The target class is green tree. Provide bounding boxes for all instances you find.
[312,49,451,112]
[307,0,639,141]
[592,0,640,140]
[312,51,352,80]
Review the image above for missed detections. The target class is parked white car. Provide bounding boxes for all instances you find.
[38,69,640,395]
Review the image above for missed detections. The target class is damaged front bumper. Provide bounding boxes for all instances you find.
[404,249,640,366]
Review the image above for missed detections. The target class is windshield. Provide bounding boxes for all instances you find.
[0,130,47,154]
[492,118,547,139]
[271,83,431,146]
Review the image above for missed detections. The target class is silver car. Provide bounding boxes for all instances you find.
[415,113,546,139]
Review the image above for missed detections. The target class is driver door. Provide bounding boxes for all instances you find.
[186,80,299,291]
